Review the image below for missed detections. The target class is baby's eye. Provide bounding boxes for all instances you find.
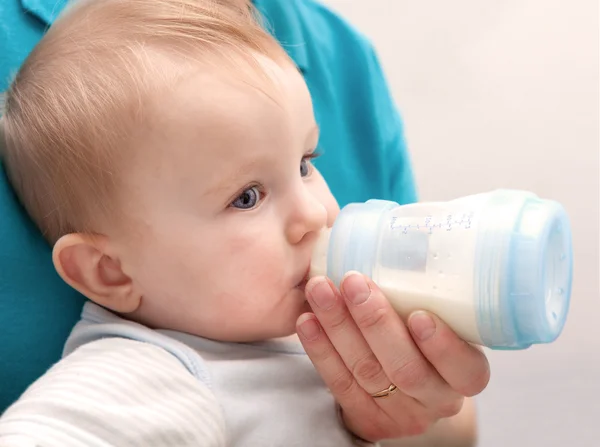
[230,186,262,210]
[300,152,320,177]
[300,158,310,177]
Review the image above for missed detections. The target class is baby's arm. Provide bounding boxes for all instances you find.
[0,338,226,447]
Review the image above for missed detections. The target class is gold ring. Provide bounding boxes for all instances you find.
[371,384,398,399]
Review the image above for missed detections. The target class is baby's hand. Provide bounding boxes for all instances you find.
[296,272,490,442]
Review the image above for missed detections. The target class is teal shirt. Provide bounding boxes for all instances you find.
[0,0,417,412]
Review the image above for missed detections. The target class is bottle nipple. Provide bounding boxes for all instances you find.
[310,228,331,279]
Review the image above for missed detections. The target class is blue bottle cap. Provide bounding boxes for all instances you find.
[476,192,573,349]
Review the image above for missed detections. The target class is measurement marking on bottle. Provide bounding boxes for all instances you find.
[390,213,474,234]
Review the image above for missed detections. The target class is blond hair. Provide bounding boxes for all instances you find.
[0,0,288,243]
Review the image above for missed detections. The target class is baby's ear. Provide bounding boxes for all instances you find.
[53,234,141,313]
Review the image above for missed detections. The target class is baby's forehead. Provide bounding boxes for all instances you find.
[125,58,312,187]
[140,54,306,138]
[139,65,298,152]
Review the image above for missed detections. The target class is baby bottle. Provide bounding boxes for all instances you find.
[310,189,573,350]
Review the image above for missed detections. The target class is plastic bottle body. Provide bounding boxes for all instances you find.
[310,190,573,350]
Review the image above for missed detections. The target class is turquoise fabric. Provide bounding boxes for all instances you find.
[0,0,417,412]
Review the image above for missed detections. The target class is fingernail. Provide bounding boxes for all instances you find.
[307,278,336,310]
[409,311,436,341]
[342,272,371,305]
[298,317,321,341]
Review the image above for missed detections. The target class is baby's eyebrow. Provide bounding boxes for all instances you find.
[202,156,264,198]
[203,124,320,198]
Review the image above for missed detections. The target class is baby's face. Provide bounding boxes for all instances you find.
[109,59,339,341]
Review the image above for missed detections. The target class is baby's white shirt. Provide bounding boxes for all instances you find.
[0,302,375,447]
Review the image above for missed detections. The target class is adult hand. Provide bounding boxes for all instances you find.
[296,272,490,442]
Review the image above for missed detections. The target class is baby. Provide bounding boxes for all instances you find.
[1,0,488,445]
[0,0,363,445]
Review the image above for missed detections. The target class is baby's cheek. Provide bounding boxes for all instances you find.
[134,241,204,298]
[222,235,288,297]
[223,220,266,253]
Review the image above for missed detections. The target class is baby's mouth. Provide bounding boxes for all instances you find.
[295,268,311,292]
[296,278,308,292]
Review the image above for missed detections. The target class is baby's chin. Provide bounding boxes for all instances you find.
[255,302,312,342]
[130,287,312,343]
[233,298,312,343]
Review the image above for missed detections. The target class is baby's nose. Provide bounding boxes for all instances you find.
[285,193,328,245]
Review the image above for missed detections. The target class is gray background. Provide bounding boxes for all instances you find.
[321,0,599,446]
